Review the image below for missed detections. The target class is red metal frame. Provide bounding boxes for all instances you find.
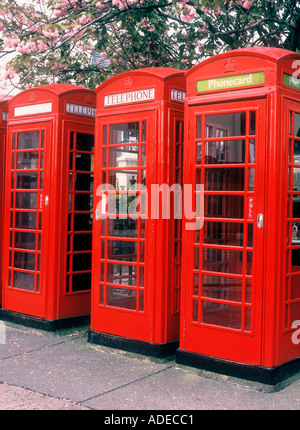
[0,97,11,306]
[90,68,185,354]
[2,85,96,325]
[180,47,300,370]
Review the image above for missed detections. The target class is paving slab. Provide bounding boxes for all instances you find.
[1,321,300,411]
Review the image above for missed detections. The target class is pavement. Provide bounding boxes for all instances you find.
[0,320,300,411]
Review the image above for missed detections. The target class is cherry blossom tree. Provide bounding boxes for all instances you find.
[0,0,299,92]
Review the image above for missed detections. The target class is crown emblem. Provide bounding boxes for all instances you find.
[222,59,237,73]
[84,93,93,105]
[29,92,37,102]
[124,77,133,89]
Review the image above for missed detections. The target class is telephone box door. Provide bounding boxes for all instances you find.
[3,122,52,318]
[181,99,266,365]
[91,111,154,341]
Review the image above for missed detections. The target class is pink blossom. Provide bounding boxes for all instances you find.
[79,14,92,24]
[0,22,4,32]
[37,40,48,51]
[243,0,252,8]
[3,38,21,48]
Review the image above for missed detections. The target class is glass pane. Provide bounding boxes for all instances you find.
[107,263,137,286]
[293,168,300,191]
[142,121,146,142]
[292,249,300,272]
[203,222,243,246]
[109,146,139,167]
[205,168,244,191]
[204,195,244,219]
[294,113,300,137]
[205,140,245,164]
[73,233,92,251]
[294,140,300,164]
[15,192,37,209]
[108,218,138,237]
[14,251,36,270]
[74,193,92,211]
[76,133,94,152]
[196,117,202,138]
[205,113,246,137]
[73,213,92,231]
[293,196,300,218]
[74,173,93,191]
[14,231,36,250]
[202,248,243,274]
[106,286,137,310]
[72,253,92,271]
[17,152,38,169]
[13,271,35,291]
[72,272,91,291]
[107,240,137,262]
[202,302,241,329]
[17,132,39,150]
[15,212,37,230]
[75,153,93,172]
[16,172,38,189]
[202,275,242,302]
[110,122,139,145]
[109,170,138,190]
[250,111,256,135]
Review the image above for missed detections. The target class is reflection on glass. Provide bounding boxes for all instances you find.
[15,192,37,209]
[14,251,35,270]
[106,286,137,310]
[202,248,243,274]
[205,113,246,137]
[294,113,300,137]
[109,146,139,167]
[204,195,244,219]
[202,275,242,302]
[197,116,202,138]
[203,222,243,246]
[108,218,138,237]
[14,231,36,250]
[17,152,38,169]
[107,263,137,286]
[16,173,38,189]
[294,140,300,164]
[107,240,137,262]
[13,271,35,291]
[205,140,245,164]
[293,168,300,191]
[17,132,39,150]
[15,212,37,230]
[202,302,241,329]
[110,122,139,145]
[109,170,138,190]
[205,168,244,191]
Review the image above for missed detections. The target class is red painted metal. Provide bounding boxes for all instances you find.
[90,68,186,352]
[180,47,300,368]
[0,96,11,306]
[2,85,96,323]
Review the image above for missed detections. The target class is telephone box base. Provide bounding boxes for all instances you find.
[88,330,179,359]
[176,349,300,390]
[0,309,90,332]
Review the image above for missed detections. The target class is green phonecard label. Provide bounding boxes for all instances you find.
[197,72,265,92]
[283,73,300,91]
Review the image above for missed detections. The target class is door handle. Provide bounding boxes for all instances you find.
[45,195,49,206]
[95,208,100,221]
[257,213,263,228]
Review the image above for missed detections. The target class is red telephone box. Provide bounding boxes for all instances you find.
[177,47,300,386]
[0,85,96,330]
[89,68,185,357]
[0,96,11,306]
